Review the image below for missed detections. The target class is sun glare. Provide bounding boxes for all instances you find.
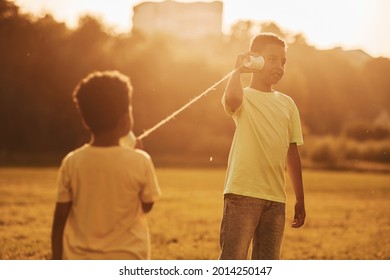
[223,0,370,49]
[76,0,132,32]
[12,0,390,57]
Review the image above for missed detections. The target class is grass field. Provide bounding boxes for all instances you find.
[0,167,389,260]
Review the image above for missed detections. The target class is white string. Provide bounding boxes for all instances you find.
[137,68,240,140]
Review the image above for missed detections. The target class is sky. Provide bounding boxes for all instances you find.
[12,0,390,58]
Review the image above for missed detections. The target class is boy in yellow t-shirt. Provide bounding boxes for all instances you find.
[51,71,161,259]
[220,33,306,260]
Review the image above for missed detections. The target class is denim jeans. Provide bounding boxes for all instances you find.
[219,193,286,260]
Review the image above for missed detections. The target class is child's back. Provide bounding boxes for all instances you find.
[51,71,161,260]
[58,145,159,259]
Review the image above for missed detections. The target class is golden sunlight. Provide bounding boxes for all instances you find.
[13,0,390,57]
[76,1,132,31]
[2,0,390,264]
[223,0,369,49]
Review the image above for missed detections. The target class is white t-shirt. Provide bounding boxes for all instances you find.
[57,144,161,259]
[222,87,303,203]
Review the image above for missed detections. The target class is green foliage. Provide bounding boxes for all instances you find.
[309,137,341,167]
[1,1,390,167]
[305,136,390,167]
[351,141,390,163]
[343,121,390,141]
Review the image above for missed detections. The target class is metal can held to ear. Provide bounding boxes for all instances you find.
[243,55,265,71]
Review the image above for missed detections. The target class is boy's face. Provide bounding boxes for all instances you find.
[257,43,287,86]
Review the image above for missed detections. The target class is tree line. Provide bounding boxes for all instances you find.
[1,1,389,167]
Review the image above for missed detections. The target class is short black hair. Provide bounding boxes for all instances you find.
[73,70,132,133]
[249,33,286,53]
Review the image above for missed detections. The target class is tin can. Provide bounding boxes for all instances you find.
[243,55,265,70]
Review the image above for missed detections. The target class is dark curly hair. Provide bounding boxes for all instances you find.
[73,71,132,133]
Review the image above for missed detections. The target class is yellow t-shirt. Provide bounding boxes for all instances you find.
[222,87,303,203]
[57,144,161,259]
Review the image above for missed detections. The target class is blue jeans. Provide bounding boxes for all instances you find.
[219,193,286,260]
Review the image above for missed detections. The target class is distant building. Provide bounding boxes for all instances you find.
[132,0,223,38]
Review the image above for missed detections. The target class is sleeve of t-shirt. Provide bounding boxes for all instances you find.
[289,100,304,146]
[140,155,161,203]
[56,155,73,203]
[221,93,243,117]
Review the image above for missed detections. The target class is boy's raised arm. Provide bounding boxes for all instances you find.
[51,202,72,259]
[223,53,248,112]
[224,52,260,112]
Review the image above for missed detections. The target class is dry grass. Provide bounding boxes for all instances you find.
[0,167,389,260]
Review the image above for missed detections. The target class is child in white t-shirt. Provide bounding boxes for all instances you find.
[51,70,161,259]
